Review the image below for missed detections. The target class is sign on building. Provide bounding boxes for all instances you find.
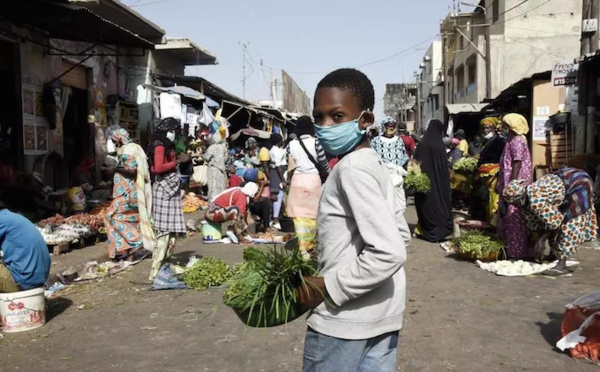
[282,70,311,115]
[552,61,578,87]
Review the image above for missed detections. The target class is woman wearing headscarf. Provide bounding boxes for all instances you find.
[204,133,229,200]
[414,119,453,242]
[147,117,189,281]
[497,113,533,259]
[503,168,597,275]
[470,117,507,223]
[286,116,330,258]
[370,116,411,244]
[454,129,469,156]
[205,182,260,238]
[105,129,155,260]
[371,116,409,168]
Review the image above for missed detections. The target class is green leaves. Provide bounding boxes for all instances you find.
[452,231,505,259]
[182,257,232,290]
[452,157,478,173]
[404,171,432,193]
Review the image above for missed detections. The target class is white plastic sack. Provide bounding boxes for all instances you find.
[557,311,600,351]
[192,165,208,186]
[159,92,182,120]
[198,103,215,126]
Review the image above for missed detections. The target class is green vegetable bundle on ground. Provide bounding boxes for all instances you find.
[223,246,318,328]
[404,160,431,194]
[452,157,478,173]
[182,257,232,290]
[451,231,505,261]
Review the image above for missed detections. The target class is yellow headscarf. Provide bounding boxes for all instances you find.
[480,117,500,129]
[502,113,529,135]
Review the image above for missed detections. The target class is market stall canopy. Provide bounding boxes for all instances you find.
[0,0,156,48]
[68,0,165,43]
[154,38,217,66]
[221,100,292,132]
[143,84,205,100]
[446,103,487,115]
[483,71,551,112]
[229,127,273,142]
[154,74,252,106]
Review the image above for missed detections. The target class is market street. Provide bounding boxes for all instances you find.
[1,204,599,372]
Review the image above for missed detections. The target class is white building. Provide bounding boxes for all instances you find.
[418,40,444,126]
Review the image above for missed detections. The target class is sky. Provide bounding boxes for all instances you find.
[124,0,454,119]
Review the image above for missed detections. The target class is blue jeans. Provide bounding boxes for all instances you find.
[303,327,399,372]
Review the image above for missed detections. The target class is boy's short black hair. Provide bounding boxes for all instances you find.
[316,68,375,111]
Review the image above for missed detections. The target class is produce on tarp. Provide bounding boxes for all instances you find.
[182,257,232,290]
[557,291,600,363]
[223,246,318,328]
[183,192,208,213]
[451,231,504,261]
[404,160,431,194]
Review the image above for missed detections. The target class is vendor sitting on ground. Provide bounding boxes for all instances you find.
[243,168,273,234]
[204,182,260,238]
[502,167,598,276]
[0,201,51,292]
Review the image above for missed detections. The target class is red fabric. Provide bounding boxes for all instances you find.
[152,145,176,174]
[229,175,242,187]
[328,157,339,169]
[401,135,416,155]
[213,188,248,214]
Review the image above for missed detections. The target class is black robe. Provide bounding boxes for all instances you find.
[414,120,453,242]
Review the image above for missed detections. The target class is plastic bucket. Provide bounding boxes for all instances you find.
[201,220,222,241]
[0,287,46,333]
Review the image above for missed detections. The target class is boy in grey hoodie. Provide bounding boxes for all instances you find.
[298,68,408,372]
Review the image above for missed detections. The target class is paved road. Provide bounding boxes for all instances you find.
[1,205,599,371]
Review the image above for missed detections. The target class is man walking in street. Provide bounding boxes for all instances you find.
[297,68,408,372]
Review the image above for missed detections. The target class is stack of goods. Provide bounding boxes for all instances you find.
[223,247,318,327]
[36,224,93,245]
[404,160,431,194]
[37,202,110,245]
[451,158,478,194]
[182,192,207,213]
[450,231,505,262]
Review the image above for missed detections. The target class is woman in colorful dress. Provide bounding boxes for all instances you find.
[105,129,155,261]
[503,168,598,275]
[204,133,228,200]
[205,182,259,238]
[371,116,409,168]
[286,116,330,258]
[496,113,533,259]
[147,118,190,281]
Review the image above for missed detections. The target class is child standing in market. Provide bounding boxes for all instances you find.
[297,68,408,372]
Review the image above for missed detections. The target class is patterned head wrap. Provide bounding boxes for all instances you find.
[503,179,527,204]
[156,117,180,133]
[480,117,501,129]
[502,113,529,135]
[381,116,396,128]
[111,128,131,145]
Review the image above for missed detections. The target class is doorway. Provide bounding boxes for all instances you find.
[62,87,90,175]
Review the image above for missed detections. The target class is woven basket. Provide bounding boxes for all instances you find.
[232,302,306,328]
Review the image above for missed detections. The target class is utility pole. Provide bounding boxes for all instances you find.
[579,0,599,153]
[414,72,422,133]
[442,33,450,107]
[240,42,248,99]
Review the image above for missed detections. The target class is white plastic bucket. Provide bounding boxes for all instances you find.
[0,287,46,333]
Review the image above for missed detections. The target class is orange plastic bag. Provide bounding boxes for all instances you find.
[558,292,600,363]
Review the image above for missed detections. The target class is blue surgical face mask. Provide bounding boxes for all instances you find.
[314,113,367,156]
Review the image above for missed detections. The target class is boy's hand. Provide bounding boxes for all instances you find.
[296,276,326,310]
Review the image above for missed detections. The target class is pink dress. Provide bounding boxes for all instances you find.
[497,135,532,258]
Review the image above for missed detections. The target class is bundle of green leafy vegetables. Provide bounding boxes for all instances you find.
[182,257,232,290]
[223,246,318,328]
[404,171,431,193]
[452,157,478,173]
[451,231,505,260]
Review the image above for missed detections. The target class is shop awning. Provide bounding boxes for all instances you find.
[229,127,273,142]
[68,0,165,44]
[446,103,487,115]
[154,38,217,66]
[0,1,157,48]
[154,74,252,106]
[143,84,205,100]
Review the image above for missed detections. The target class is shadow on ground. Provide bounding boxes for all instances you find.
[536,312,564,349]
[46,297,73,322]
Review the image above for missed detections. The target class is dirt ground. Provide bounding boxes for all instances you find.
[1,204,600,371]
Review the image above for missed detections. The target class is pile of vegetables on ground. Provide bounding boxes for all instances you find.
[223,246,318,328]
[452,157,478,173]
[182,257,232,290]
[183,192,208,213]
[451,231,505,261]
[404,160,431,194]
